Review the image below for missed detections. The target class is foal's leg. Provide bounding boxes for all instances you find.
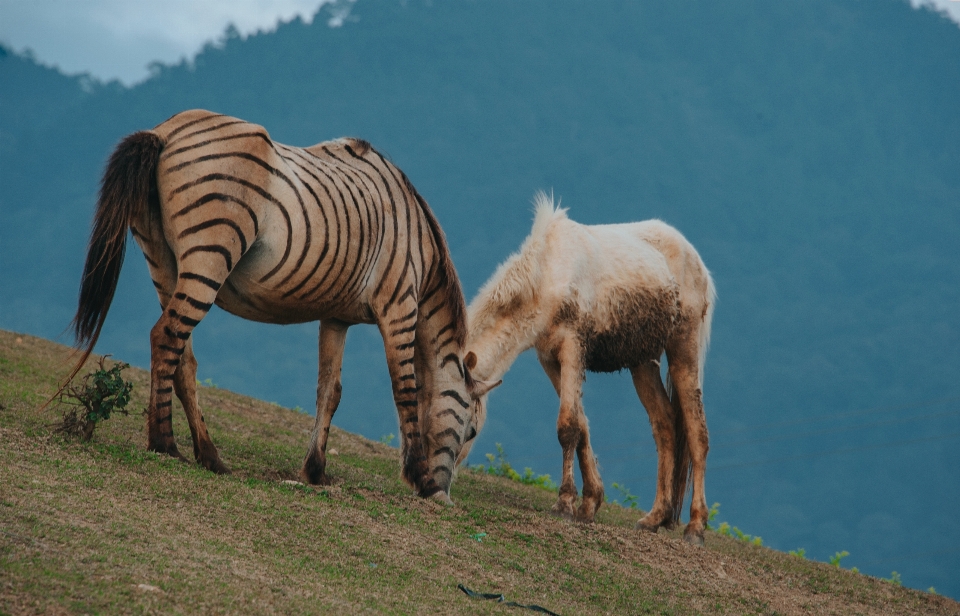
[542,340,604,522]
[666,338,710,546]
[302,319,349,485]
[172,338,230,473]
[630,360,677,532]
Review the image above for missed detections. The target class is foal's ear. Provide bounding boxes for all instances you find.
[464,351,478,371]
[471,378,502,399]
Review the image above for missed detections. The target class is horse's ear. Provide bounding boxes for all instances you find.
[471,378,502,399]
[464,351,478,371]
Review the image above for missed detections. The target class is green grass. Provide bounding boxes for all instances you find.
[1,329,958,615]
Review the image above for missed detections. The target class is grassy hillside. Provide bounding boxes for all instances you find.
[0,330,956,615]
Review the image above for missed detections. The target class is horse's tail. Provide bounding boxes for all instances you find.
[50,131,164,404]
[666,268,716,525]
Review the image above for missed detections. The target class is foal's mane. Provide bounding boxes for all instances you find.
[469,191,567,327]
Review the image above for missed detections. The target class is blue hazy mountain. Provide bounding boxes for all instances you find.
[2,0,958,596]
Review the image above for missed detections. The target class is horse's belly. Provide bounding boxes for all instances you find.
[561,286,680,373]
[214,270,373,325]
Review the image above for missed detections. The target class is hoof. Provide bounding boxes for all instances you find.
[301,456,331,486]
[683,526,705,547]
[575,503,599,524]
[203,457,232,475]
[150,442,188,463]
[550,501,576,521]
[636,512,668,533]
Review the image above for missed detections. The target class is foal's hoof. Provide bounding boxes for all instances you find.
[550,501,576,521]
[683,527,705,547]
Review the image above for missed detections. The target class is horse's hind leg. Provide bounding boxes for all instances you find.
[172,338,230,473]
[666,337,710,546]
[147,271,228,461]
[630,360,677,532]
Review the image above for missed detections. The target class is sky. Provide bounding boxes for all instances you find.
[0,0,958,86]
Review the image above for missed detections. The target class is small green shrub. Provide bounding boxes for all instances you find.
[379,433,396,446]
[788,548,806,559]
[706,502,721,529]
[473,443,556,491]
[828,551,849,567]
[610,482,640,509]
[886,571,902,586]
[54,357,133,441]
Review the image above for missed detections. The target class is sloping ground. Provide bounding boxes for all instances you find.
[1,329,956,615]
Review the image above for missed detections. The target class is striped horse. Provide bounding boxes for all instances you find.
[69,109,498,501]
[462,193,715,544]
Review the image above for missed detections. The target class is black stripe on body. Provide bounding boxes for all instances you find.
[178,218,247,255]
[171,191,260,236]
[157,387,173,395]
[166,151,302,283]
[179,272,222,292]
[276,153,333,298]
[165,119,247,147]
[286,151,348,301]
[165,113,226,141]
[162,131,272,160]
[397,400,418,408]
[174,292,213,312]
[181,244,234,271]
[159,344,185,355]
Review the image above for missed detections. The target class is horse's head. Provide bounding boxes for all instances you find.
[457,350,501,466]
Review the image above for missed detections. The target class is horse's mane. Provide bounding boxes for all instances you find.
[469,191,567,328]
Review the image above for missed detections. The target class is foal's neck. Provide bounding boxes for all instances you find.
[468,304,544,383]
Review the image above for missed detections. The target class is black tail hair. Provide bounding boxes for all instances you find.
[52,131,164,401]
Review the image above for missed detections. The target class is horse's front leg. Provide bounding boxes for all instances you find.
[541,340,604,522]
[301,319,349,485]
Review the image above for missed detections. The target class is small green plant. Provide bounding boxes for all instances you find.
[469,532,487,543]
[379,433,396,447]
[717,521,732,537]
[886,571,902,586]
[706,502,721,529]
[828,551,849,567]
[475,444,556,490]
[199,377,218,388]
[729,527,762,546]
[928,587,938,595]
[610,482,640,509]
[54,357,133,441]
[788,548,806,558]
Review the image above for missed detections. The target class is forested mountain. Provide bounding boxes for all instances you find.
[2,0,958,596]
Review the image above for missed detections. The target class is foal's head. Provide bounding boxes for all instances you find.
[458,351,501,466]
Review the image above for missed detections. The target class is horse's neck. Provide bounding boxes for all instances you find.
[469,304,543,383]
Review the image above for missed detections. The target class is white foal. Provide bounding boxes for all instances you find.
[462,192,716,545]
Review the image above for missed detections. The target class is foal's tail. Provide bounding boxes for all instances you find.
[666,270,716,525]
[50,131,164,402]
